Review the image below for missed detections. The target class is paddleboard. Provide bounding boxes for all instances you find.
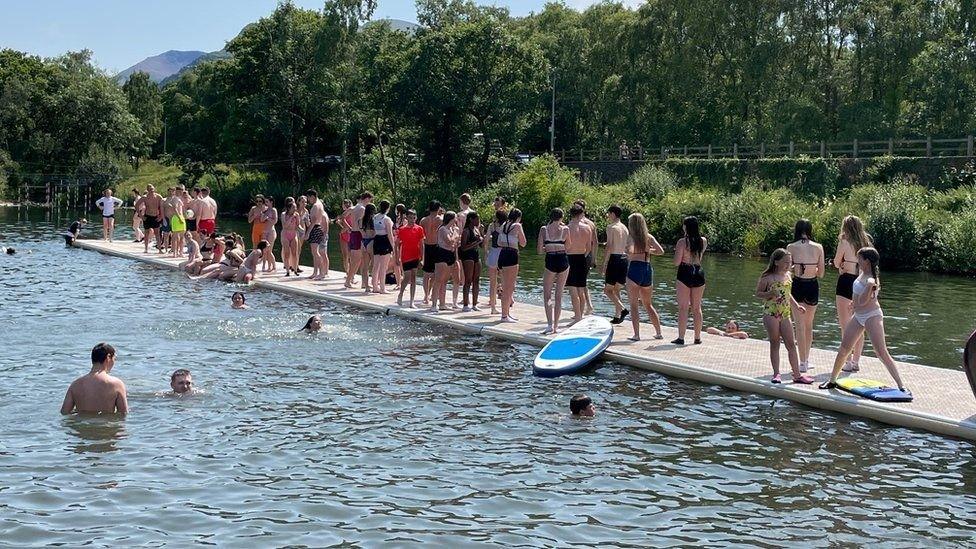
[964,330,976,400]
[836,377,913,403]
[533,316,613,377]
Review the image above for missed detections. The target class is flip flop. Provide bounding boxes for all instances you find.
[792,375,815,384]
[771,374,782,384]
[818,381,838,390]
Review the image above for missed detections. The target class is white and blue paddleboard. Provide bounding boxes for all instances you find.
[533,316,614,377]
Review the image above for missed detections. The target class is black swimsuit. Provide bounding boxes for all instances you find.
[497,222,519,268]
[791,258,820,306]
[836,257,859,300]
[459,227,482,262]
[543,225,569,274]
[676,238,705,288]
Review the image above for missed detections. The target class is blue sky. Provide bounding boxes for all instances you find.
[0,0,636,73]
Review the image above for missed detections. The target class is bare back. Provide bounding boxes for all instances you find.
[567,218,593,255]
[420,215,442,245]
[61,372,127,414]
[605,221,628,255]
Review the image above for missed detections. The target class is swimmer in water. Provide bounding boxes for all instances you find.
[231,291,248,309]
[3,247,15,255]
[300,315,322,333]
[570,394,595,417]
[60,342,128,414]
[706,320,749,339]
[170,369,194,395]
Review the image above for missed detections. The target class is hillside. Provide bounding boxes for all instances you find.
[115,50,207,84]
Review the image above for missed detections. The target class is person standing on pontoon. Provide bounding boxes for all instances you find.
[95,189,123,242]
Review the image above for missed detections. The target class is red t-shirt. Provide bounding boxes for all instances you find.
[398,225,425,262]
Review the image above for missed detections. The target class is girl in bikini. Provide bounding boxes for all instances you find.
[280,197,301,276]
[624,213,664,341]
[673,216,707,345]
[338,199,353,272]
[787,219,825,373]
[820,247,907,392]
[260,196,278,272]
[538,208,572,335]
[834,215,872,372]
[756,248,814,384]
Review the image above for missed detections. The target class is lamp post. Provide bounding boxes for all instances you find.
[549,70,556,153]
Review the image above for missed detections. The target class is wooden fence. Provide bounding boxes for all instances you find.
[528,136,976,162]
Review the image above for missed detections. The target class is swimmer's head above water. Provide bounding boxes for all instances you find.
[170,368,193,394]
[231,292,247,309]
[301,315,322,333]
[570,394,595,417]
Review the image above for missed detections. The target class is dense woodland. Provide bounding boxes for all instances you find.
[2,0,975,191]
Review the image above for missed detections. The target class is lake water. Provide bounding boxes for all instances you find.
[2,206,976,545]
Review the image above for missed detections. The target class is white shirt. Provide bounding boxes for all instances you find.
[95,196,123,216]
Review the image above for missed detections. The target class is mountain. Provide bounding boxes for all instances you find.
[115,50,207,84]
[116,18,420,86]
[158,50,232,85]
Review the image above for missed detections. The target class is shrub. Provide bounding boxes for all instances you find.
[474,155,582,230]
[709,184,810,254]
[646,187,720,245]
[627,164,677,200]
[864,182,929,269]
[925,208,976,275]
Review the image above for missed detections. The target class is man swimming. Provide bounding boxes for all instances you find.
[170,369,194,395]
[95,189,123,242]
[60,342,128,414]
[570,394,595,417]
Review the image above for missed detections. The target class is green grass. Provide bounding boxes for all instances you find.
[115,161,184,197]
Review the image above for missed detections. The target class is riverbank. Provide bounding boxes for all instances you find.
[75,238,976,442]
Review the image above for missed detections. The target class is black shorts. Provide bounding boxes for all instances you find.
[403,259,420,271]
[143,216,160,230]
[186,219,198,232]
[307,224,324,245]
[792,277,820,306]
[498,247,519,268]
[567,254,589,287]
[459,248,479,262]
[437,247,457,266]
[836,272,856,301]
[160,219,171,234]
[677,262,705,288]
[423,244,438,273]
[102,214,114,219]
[604,254,627,286]
[545,252,569,274]
[373,234,393,256]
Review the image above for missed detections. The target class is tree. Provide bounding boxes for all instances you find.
[123,71,163,157]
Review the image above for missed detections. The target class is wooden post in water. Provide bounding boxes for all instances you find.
[853,139,858,158]
[926,136,933,157]
[707,144,713,159]
[46,182,51,206]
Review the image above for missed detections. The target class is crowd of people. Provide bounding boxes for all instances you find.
[86,185,908,396]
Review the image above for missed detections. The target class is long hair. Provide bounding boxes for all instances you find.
[442,211,457,226]
[858,246,881,289]
[762,248,789,277]
[284,196,296,214]
[841,215,872,252]
[464,211,480,231]
[362,204,376,231]
[628,213,650,254]
[683,216,703,256]
[794,218,813,241]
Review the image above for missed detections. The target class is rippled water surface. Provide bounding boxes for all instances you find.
[3,206,976,546]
